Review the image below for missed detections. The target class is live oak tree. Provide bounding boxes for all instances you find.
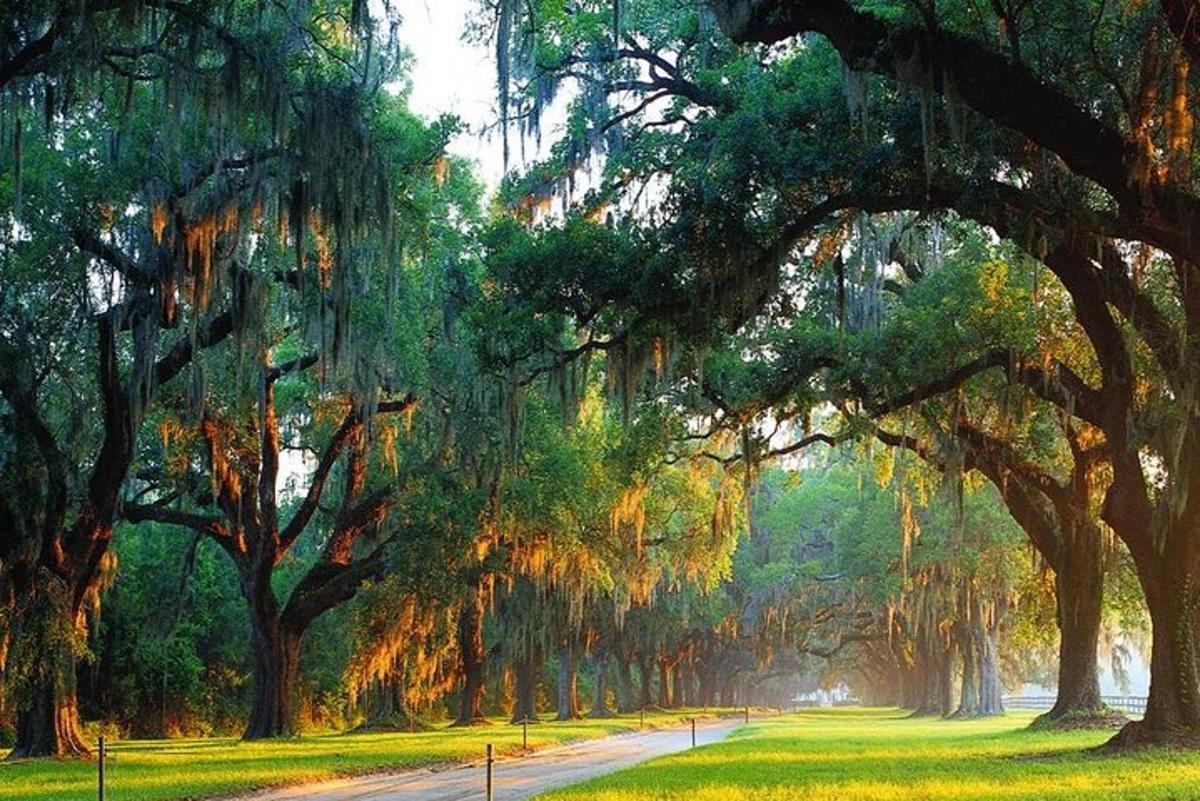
[117,88,466,736]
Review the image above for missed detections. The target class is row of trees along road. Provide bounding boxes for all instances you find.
[0,0,757,756]
[485,0,1200,747]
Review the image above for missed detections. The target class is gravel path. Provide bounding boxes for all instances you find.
[238,718,740,801]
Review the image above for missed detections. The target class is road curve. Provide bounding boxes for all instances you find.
[238,718,740,801]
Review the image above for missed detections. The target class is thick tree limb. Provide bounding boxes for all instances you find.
[866,347,1105,428]
[277,393,416,551]
[154,311,235,387]
[279,547,387,635]
[874,423,1065,565]
[72,230,153,285]
[709,1,1128,201]
[123,502,229,540]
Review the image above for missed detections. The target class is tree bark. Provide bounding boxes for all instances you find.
[909,642,936,716]
[938,645,954,717]
[898,661,919,710]
[719,667,741,707]
[613,648,636,713]
[657,657,672,707]
[637,656,654,709]
[0,623,8,727]
[953,621,980,718]
[682,651,697,707]
[976,604,1004,717]
[509,650,541,724]
[556,644,581,720]
[6,574,90,759]
[1108,544,1200,746]
[9,673,89,759]
[1035,529,1110,727]
[696,661,717,708]
[588,653,613,718]
[670,661,687,709]
[454,581,487,727]
[242,571,302,740]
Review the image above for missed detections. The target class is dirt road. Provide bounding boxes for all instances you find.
[240,717,740,801]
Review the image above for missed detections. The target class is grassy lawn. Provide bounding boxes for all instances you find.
[0,709,725,801]
[538,707,1200,801]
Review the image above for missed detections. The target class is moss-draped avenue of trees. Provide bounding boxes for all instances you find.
[3,0,1200,785]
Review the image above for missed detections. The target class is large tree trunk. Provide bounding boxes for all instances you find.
[938,646,955,717]
[696,661,717,708]
[366,678,406,728]
[454,582,487,727]
[509,650,541,724]
[909,642,937,716]
[7,577,89,759]
[976,603,1004,717]
[613,649,636,713]
[1109,548,1200,746]
[556,644,581,720]
[898,662,919,710]
[682,651,697,707]
[588,653,613,718]
[953,622,980,718]
[657,657,672,707]
[637,656,654,709]
[0,624,8,729]
[1035,530,1112,727]
[912,640,954,717]
[671,661,686,709]
[719,667,741,707]
[9,675,89,759]
[242,573,302,740]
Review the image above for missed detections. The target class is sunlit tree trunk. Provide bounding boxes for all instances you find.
[8,579,90,758]
[7,566,94,758]
[0,622,8,728]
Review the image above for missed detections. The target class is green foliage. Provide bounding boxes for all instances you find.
[97,529,247,736]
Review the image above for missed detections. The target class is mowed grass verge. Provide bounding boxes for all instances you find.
[0,708,727,801]
[537,707,1200,801]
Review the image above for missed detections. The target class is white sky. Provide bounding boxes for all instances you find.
[395,0,506,188]
[395,0,579,197]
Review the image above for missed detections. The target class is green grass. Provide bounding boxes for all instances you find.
[537,707,1200,801]
[0,709,726,801]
